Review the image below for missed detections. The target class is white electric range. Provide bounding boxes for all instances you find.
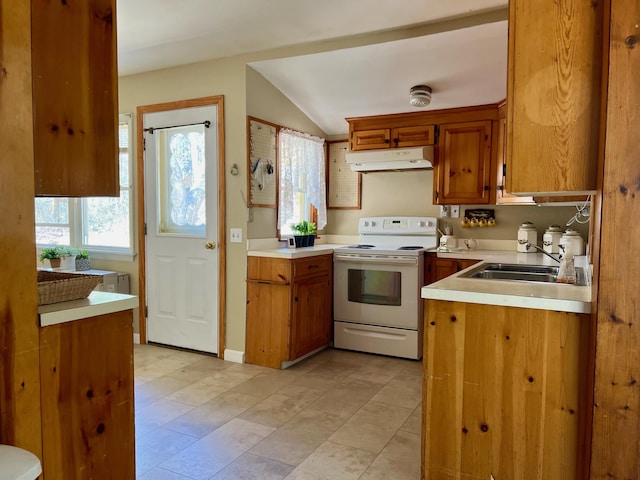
[333,216,438,359]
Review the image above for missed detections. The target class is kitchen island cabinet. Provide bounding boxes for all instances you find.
[422,300,589,479]
[38,293,136,479]
[246,254,332,369]
[31,0,119,197]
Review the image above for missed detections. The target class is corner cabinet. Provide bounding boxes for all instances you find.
[31,0,119,196]
[506,0,602,195]
[246,254,333,369]
[434,121,493,205]
[425,254,480,284]
[422,300,589,479]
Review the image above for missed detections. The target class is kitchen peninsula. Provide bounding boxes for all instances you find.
[421,253,591,479]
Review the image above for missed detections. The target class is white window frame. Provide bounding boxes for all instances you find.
[35,114,136,262]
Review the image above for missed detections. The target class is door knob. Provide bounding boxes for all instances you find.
[205,241,217,250]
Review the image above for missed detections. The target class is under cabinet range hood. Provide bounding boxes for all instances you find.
[345,146,434,172]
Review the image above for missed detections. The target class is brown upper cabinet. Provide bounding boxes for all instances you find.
[505,0,602,195]
[31,0,119,197]
[350,125,435,151]
[434,120,493,205]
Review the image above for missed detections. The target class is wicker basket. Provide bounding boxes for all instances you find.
[37,271,103,305]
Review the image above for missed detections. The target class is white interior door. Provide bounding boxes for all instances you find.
[143,105,219,353]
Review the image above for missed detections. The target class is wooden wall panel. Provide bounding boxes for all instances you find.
[590,0,640,478]
[0,0,43,459]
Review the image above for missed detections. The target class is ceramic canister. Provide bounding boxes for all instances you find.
[558,229,585,257]
[542,225,563,254]
[517,221,537,252]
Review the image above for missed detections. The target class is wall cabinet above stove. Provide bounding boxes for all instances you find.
[32,0,119,197]
[350,125,435,151]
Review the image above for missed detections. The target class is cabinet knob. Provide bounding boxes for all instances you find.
[294,296,299,302]
[384,139,390,144]
[393,138,399,144]
[483,185,489,191]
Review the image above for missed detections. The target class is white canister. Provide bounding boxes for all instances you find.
[559,229,585,257]
[439,235,457,249]
[542,225,563,254]
[517,222,537,252]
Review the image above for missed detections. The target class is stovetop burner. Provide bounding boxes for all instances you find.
[347,244,375,249]
[397,246,424,251]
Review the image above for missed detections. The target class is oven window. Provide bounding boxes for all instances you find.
[347,269,401,306]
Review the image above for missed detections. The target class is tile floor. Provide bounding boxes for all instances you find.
[134,343,423,480]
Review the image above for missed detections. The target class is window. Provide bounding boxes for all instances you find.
[277,129,326,236]
[35,114,135,259]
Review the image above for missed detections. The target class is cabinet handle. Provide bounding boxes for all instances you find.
[294,296,299,302]
[393,138,399,144]
[484,185,489,191]
[308,265,319,269]
[384,139,390,144]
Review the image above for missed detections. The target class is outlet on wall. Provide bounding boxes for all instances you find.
[440,205,450,218]
[230,228,242,243]
[450,205,460,218]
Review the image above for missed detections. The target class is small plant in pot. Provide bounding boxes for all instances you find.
[74,249,91,271]
[39,247,61,268]
[56,246,77,270]
[290,221,317,248]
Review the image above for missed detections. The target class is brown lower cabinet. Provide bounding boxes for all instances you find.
[39,310,135,479]
[246,254,333,369]
[422,300,589,479]
[425,253,480,284]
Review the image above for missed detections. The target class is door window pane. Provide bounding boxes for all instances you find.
[157,125,206,235]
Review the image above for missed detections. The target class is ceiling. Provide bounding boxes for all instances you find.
[117,0,509,135]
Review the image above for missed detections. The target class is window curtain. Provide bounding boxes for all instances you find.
[278,129,327,230]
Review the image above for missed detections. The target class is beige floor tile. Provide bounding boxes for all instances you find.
[211,452,294,479]
[135,375,193,409]
[284,440,376,480]
[370,374,422,409]
[137,466,195,479]
[307,380,381,417]
[329,401,414,453]
[400,404,423,435]
[358,430,421,480]
[164,392,260,438]
[166,379,230,406]
[239,387,322,427]
[136,398,195,438]
[249,409,346,466]
[135,426,198,477]
[164,357,230,383]
[229,372,297,399]
[159,418,275,480]
[344,362,406,385]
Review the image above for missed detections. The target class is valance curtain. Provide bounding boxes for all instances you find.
[278,129,327,231]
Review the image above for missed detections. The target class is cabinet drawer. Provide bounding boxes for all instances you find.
[247,257,291,283]
[293,256,332,279]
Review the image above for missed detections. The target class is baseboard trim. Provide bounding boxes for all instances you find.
[223,349,245,364]
[133,333,140,344]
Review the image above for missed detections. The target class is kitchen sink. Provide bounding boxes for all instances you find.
[459,263,588,286]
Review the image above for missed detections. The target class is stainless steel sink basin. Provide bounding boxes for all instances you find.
[459,263,588,286]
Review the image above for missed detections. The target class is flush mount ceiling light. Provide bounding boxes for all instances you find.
[409,85,432,108]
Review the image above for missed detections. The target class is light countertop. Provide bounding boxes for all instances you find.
[421,252,592,314]
[39,291,138,327]
[247,243,343,259]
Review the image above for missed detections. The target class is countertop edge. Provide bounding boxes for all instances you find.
[39,291,138,327]
[247,244,341,259]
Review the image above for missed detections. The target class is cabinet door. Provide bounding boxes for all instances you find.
[350,129,391,151]
[506,0,601,194]
[246,281,291,369]
[39,310,134,479]
[435,121,493,205]
[495,113,535,205]
[291,274,332,360]
[391,125,436,147]
[426,256,458,284]
[31,0,119,196]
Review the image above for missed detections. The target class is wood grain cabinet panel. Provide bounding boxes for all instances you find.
[506,0,602,195]
[246,254,332,369]
[31,0,119,196]
[422,301,589,479]
[391,125,435,147]
[39,310,134,480]
[434,121,493,205]
[425,254,480,284]
[350,129,391,150]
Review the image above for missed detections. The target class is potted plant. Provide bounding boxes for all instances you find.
[290,220,317,247]
[56,246,77,270]
[74,249,91,271]
[39,247,61,268]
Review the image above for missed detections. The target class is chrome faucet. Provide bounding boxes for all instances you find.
[525,242,561,263]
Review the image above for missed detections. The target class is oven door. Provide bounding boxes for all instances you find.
[333,253,423,330]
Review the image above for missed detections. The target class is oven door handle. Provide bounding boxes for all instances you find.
[333,254,418,266]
